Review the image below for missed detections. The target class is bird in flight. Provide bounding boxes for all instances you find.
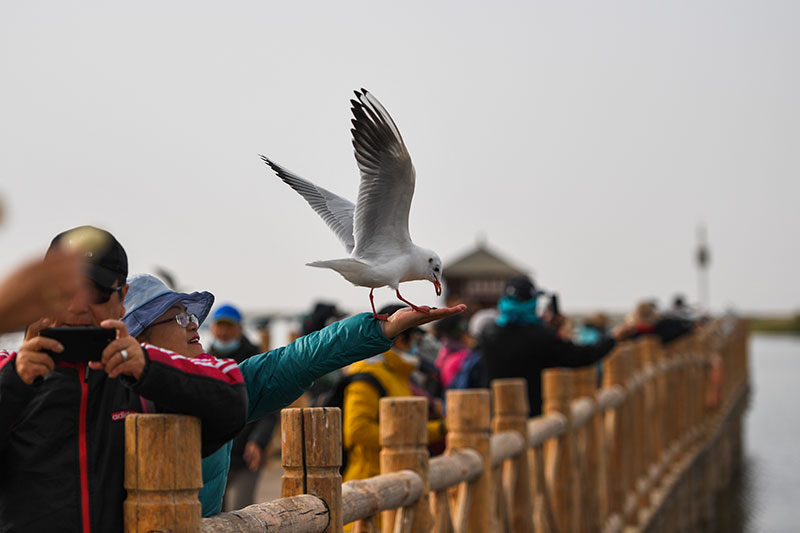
[260,89,443,320]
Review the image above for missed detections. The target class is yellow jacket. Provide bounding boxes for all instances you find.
[342,350,445,483]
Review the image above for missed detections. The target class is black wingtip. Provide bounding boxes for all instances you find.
[259,155,282,176]
[259,154,276,169]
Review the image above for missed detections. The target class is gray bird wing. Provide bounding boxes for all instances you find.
[260,155,356,254]
[350,89,415,260]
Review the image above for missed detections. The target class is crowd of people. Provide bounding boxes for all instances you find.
[333,274,705,489]
[0,224,706,531]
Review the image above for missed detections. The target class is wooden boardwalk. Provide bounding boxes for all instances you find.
[124,317,748,533]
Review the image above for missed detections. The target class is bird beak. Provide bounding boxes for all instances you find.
[433,279,442,296]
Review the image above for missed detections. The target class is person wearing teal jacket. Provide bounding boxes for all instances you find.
[121,274,467,516]
[199,312,392,515]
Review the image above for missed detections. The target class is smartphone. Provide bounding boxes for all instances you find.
[40,327,116,363]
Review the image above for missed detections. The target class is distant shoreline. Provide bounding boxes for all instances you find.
[747,316,800,336]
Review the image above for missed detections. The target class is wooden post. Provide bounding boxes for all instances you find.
[304,408,343,533]
[676,340,690,451]
[280,407,343,533]
[573,366,602,532]
[642,339,664,468]
[669,343,682,448]
[446,389,491,533]
[124,414,202,533]
[627,341,645,517]
[379,396,431,532]
[602,345,632,523]
[631,340,650,521]
[258,326,271,352]
[637,338,653,464]
[542,368,577,533]
[491,378,534,533]
[281,408,306,497]
[689,335,702,443]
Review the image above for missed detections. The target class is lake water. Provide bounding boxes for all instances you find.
[717,333,800,533]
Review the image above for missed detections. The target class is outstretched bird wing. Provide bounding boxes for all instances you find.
[260,155,356,254]
[350,89,415,260]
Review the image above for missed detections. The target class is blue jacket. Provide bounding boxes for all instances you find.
[200,313,393,516]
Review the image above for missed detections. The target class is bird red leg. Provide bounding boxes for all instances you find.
[395,290,431,313]
[370,288,389,321]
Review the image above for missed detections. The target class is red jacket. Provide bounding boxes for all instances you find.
[435,340,471,390]
[0,344,247,533]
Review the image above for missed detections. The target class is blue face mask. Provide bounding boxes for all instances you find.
[212,338,241,354]
[408,343,420,356]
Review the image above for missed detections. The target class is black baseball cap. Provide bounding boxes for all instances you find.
[504,275,544,301]
[47,226,128,289]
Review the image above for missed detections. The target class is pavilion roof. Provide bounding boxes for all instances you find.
[444,243,527,278]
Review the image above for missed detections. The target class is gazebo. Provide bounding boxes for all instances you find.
[442,240,528,310]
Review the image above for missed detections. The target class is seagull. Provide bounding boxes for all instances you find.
[260,89,443,320]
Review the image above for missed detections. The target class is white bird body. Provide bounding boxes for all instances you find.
[308,245,438,288]
[261,89,443,317]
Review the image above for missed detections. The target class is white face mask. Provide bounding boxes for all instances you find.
[212,338,241,354]
[398,350,420,367]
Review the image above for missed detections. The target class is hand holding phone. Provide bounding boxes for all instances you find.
[15,318,61,385]
[40,327,116,363]
[89,319,148,381]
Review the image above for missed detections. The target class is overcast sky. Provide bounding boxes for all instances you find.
[1,1,797,318]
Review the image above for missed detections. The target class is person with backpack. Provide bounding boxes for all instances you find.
[342,304,447,485]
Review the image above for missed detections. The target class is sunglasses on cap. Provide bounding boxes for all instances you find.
[150,312,200,329]
[89,281,124,305]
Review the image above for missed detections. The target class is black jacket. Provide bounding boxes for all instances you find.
[0,345,248,533]
[481,323,615,417]
[209,336,277,471]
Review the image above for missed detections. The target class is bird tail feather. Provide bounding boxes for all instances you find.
[306,258,370,285]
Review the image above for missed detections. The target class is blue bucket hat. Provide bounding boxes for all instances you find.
[123,274,214,338]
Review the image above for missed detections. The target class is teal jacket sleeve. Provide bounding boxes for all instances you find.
[239,313,392,421]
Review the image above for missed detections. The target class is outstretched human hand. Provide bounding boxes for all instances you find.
[0,250,82,335]
[382,303,467,339]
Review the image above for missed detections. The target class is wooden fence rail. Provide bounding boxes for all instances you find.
[125,317,749,533]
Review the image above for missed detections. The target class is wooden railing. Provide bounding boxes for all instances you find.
[124,317,749,533]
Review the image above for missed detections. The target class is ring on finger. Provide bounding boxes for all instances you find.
[120,349,129,362]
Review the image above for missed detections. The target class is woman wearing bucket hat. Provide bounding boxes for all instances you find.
[123,274,215,358]
[123,273,466,517]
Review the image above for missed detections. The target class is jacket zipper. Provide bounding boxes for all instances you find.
[78,365,91,533]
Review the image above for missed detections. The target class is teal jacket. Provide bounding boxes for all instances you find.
[199,313,393,516]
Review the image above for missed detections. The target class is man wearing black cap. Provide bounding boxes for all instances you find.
[0,226,248,533]
[481,275,633,417]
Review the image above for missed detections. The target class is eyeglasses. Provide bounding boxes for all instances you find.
[150,312,200,329]
[89,281,124,305]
